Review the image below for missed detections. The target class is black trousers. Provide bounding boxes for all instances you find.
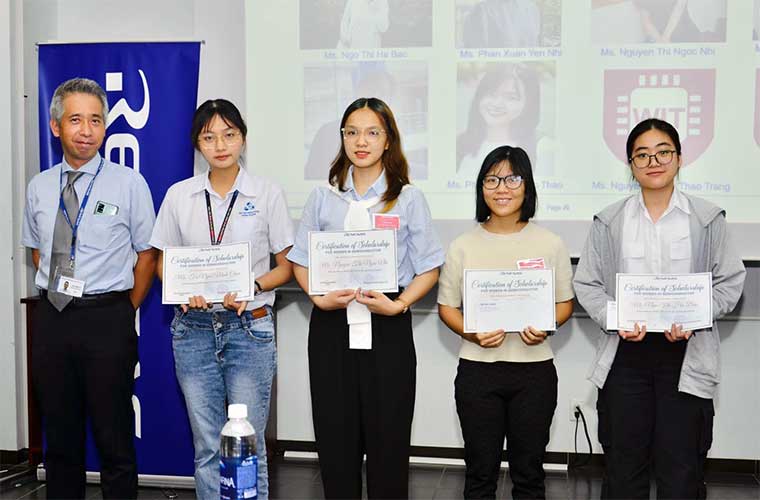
[597,334,714,499]
[455,358,558,500]
[32,293,138,499]
[308,301,416,499]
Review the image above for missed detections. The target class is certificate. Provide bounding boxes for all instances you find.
[308,229,398,295]
[162,242,253,304]
[463,269,556,333]
[615,273,712,332]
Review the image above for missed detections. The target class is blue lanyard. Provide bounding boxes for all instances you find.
[58,158,104,267]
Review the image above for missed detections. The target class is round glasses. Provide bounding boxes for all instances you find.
[341,127,386,144]
[482,174,523,190]
[198,130,243,149]
[629,150,676,169]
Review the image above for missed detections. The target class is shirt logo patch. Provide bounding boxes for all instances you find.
[239,201,259,217]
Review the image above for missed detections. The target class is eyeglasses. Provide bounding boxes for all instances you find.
[629,150,677,169]
[482,174,523,190]
[198,130,243,149]
[341,127,386,144]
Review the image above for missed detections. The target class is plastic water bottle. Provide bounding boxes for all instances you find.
[220,403,258,500]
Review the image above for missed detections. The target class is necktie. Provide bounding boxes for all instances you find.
[47,171,84,311]
[343,195,381,350]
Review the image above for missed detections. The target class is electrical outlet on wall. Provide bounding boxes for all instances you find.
[569,398,588,422]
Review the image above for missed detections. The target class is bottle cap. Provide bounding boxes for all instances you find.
[228,403,247,419]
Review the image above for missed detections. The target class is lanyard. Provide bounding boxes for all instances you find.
[205,189,239,245]
[58,158,104,268]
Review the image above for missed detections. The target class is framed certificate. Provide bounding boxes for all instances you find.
[162,242,253,304]
[308,229,398,295]
[463,269,556,333]
[615,273,713,332]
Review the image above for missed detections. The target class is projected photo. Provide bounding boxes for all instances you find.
[603,69,716,166]
[299,0,433,50]
[303,61,429,180]
[456,62,557,179]
[591,0,727,45]
[455,0,562,48]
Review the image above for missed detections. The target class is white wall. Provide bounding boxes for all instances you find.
[0,0,25,452]
[4,0,247,451]
[277,291,760,459]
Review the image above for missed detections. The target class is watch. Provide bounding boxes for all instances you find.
[254,280,263,296]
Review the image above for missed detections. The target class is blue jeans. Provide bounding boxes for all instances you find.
[170,307,275,500]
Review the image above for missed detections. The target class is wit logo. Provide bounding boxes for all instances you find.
[604,69,715,166]
[104,70,150,173]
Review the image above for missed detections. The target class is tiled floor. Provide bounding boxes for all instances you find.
[2,459,758,499]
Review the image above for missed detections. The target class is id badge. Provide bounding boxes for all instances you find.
[516,257,546,269]
[55,275,85,297]
[373,213,400,230]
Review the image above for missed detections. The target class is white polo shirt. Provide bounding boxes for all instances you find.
[150,167,294,309]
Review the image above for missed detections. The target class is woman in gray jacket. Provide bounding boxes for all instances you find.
[573,118,745,499]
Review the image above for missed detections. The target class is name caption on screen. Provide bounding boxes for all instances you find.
[323,49,409,61]
[601,46,716,59]
[459,48,561,59]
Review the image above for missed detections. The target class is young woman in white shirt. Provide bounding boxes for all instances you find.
[150,99,294,500]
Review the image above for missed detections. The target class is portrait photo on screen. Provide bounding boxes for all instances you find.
[456,61,557,180]
[455,0,562,49]
[303,61,429,181]
[299,0,433,50]
[591,0,727,45]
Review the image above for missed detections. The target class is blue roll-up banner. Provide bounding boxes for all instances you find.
[38,42,200,478]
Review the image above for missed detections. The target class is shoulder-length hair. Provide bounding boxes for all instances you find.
[457,63,540,169]
[328,97,410,203]
[475,145,538,223]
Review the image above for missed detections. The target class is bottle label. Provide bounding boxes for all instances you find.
[220,454,258,500]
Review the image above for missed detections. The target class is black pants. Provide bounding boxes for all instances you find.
[597,334,714,499]
[308,301,416,499]
[455,358,558,500]
[32,293,138,499]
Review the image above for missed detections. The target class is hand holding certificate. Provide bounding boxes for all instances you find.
[308,229,398,294]
[162,242,253,304]
[463,269,556,333]
[615,273,712,332]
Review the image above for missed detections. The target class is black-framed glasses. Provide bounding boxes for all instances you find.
[482,174,523,190]
[629,150,677,169]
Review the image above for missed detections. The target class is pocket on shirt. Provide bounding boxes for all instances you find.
[80,215,126,251]
[621,242,646,271]
[669,236,691,261]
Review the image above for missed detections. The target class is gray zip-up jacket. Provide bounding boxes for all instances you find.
[573,194,746,399]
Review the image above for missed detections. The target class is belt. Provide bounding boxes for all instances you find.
[250,306,268,319]
[39,289,129,308]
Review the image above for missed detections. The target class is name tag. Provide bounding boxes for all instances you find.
[56,276,85,297]
[94,200,119,216]
[373,213,400,230]
[517,257,546,269]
